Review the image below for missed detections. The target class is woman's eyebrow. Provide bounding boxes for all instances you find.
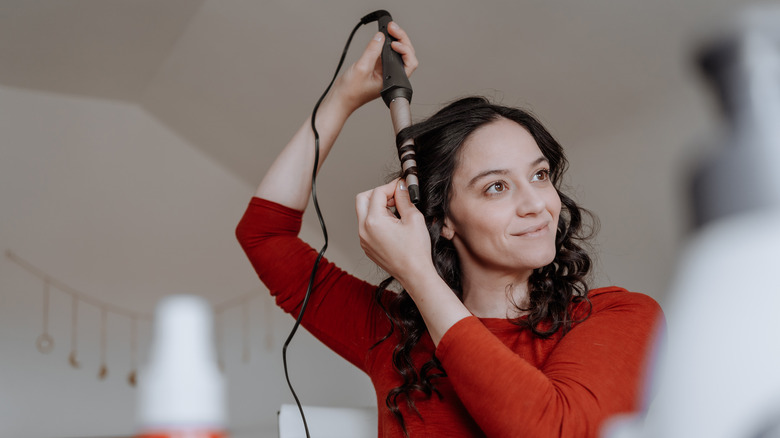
[466,156,549,188]
[531,156,550,167]
[467,169,509,188]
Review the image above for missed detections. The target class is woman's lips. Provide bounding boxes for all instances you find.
[514,222,549,237]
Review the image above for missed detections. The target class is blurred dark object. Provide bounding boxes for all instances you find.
[690,10,780,227]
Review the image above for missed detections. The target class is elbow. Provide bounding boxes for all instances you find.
[235,218,248,250]
[235,210,258,253]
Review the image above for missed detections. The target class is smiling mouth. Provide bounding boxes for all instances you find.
[514,223,549,237]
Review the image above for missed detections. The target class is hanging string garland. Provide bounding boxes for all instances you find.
[242,297,251,364]
[128,317,138,387]
[98,308,109,380]
[69,295,80,369]
[36,279,55,354]
[5,250,272,386]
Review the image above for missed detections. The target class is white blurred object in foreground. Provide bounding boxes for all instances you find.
[607,209,780,438]
[136,295,227,437]
[606,5,780,438]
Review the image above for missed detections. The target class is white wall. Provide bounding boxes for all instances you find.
[0,86,374,438]
[562,81,718,299]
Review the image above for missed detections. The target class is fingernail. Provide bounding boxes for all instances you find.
[374,32,383,42]
[389,22,398,30]
[399,180,407,191]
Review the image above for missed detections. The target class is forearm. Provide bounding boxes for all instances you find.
[402,269,471,346]
[254,92,352,211]
[434,290,663,437]
[436,319,575,437]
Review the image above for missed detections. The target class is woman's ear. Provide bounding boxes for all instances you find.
[441,217,455,240]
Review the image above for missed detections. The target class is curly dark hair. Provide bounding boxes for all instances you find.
[372,96,597,434]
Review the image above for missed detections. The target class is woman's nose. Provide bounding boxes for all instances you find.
[514,186,546,217]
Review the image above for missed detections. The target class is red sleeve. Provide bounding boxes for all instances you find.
[435,289,663,438]
[235,197,389,372]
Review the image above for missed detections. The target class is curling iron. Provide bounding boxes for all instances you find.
[374,10,420,204]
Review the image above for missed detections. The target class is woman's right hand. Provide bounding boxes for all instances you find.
[329,21,418,115]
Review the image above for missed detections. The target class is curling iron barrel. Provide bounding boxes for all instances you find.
[376,10,420,204]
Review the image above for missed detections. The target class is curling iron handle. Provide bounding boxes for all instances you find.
[377,14,413,107]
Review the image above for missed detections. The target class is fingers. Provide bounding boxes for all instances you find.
[388,22,413,52]
[355,178,429,278]
[355,179,398,224]
[393,179,415,218]
[354,32,385,74]
[351,22,417,88]
[355,190,370,223]
[356,22,417,76]
[367,179,399,219]
[388,22,418,76]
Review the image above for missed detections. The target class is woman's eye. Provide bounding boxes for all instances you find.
[532,169,550,182]
[486,182,507,194]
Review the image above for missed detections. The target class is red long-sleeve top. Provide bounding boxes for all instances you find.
[236,197,663,437]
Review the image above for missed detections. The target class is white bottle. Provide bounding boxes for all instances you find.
[136,295,227,438]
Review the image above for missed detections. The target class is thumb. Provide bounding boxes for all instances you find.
[354,32,384,72]
[394,179,416,219]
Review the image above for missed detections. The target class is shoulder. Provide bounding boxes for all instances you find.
[584,286,664,322]
[564,287,664,349]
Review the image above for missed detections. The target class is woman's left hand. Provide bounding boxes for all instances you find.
[357,178,472,346]
[330,21,418,115]
[355,179,434,287]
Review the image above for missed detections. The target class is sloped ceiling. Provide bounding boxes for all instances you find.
[0,0,755,281]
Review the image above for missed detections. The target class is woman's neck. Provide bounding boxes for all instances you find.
[460,269,532,319]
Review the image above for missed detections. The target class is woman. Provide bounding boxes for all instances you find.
[236,22,662,437]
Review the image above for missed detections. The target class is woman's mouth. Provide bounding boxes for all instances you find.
[514,222,549,237]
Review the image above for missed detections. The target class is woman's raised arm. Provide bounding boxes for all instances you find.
[255,22,417,211]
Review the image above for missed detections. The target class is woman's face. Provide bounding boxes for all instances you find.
[442,118,562,277]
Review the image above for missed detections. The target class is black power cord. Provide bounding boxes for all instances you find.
[281,11,387,438]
